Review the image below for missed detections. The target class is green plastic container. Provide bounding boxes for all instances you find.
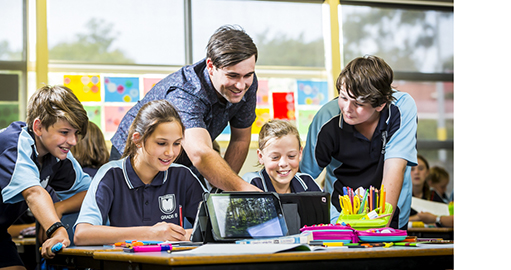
[336,203,393,230]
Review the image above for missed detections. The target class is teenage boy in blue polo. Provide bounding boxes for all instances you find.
[0,85,91,266]
[300,55,417,230]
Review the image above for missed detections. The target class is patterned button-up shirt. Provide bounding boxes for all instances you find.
[110,58,258,163]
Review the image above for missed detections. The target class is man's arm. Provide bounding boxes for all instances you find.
[223,126,251,174]
[182,127,260,191]
[381,158,408,227]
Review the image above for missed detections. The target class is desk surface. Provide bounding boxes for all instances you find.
[94,246,453,266]
[407,227,454,240]
[12,237,36,246]
[407,227,453,233]
[50,244,454,270]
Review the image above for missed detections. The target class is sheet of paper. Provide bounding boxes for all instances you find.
[182,243,310,255]
[411,197,450,216]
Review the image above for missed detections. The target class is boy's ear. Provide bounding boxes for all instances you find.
[375,103,386,112]
[32,119,44,136]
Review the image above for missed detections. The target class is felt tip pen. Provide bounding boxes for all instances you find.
[51,242,63,253]
[394,242,417,247]
[132,244,172,252]
[179,205,183,227]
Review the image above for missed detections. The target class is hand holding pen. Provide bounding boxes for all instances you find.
[150,221,187,241]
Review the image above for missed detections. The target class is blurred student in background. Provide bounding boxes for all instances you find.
[71,121,109,178]
[427,166,451,203]
[243,120,321,193]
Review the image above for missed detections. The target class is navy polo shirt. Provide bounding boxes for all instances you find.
[242,169,322,193]
[301,92,417,228]
[75,157,207,229]
[311,96,417,215]
[0,121,91,232]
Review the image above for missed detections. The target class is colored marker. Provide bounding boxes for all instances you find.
[131,244,172,252]
[51,242,63,253]
[179,205,183,227]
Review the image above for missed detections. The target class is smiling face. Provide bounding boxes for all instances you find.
[338,87,385,127]
[257,134,302,194]
[33,118,81,162]
[207,55,256,104]
[133,121,183,182]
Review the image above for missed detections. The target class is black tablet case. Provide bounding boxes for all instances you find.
[278,192,331,234]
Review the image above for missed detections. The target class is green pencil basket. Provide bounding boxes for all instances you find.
[336,202,393,230]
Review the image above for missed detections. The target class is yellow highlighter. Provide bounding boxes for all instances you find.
[323,242,345,247]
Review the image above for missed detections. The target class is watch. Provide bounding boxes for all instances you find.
[435,216,443,227]
[46,221,67,238]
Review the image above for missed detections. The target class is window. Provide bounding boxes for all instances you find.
[47,0,185,65]
[341,5,453,73]
[191,0,325,67]
[0,0,24,61]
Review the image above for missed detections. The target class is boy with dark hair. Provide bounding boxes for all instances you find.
[110,25,260,192]
[0,85,91,267]
[301,55,418,230]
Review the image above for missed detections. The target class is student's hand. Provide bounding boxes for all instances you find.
[40,227,70,259]
[417,211,437,224]
[151,222,187,241]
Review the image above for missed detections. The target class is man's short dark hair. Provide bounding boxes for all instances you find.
[206,25,258,69]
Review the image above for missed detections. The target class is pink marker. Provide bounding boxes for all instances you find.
[132,244,172,252]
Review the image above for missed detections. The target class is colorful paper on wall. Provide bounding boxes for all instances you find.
[272,92,295,120]
[257,79,270,106]
[104,106,132,132]
[104,77,140,103]
[297,80,328,105]
[83,105,102,129]
[64,75,101,102]
[143,77,163,97]
[0,104,19,129]
[252,108,271,134]
[297,109,318,136]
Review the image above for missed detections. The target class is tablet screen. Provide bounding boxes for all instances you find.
[206,192,288,241]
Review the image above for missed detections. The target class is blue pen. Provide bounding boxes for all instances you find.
[51,242,63,253]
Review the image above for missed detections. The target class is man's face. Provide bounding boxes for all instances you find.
[207,55,256,104]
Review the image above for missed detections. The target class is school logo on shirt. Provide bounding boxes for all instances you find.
[159,194,176,214]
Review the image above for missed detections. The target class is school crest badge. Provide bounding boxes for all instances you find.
[159,194,176,214]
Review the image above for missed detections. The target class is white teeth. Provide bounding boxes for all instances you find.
[278,170,290,176]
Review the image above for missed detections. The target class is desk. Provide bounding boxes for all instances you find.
[13,237,37,269]
[46,246,121,269]
[49,245,453,270]
[407,227,454,240]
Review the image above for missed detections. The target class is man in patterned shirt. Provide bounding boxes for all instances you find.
[110,25,260,192]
